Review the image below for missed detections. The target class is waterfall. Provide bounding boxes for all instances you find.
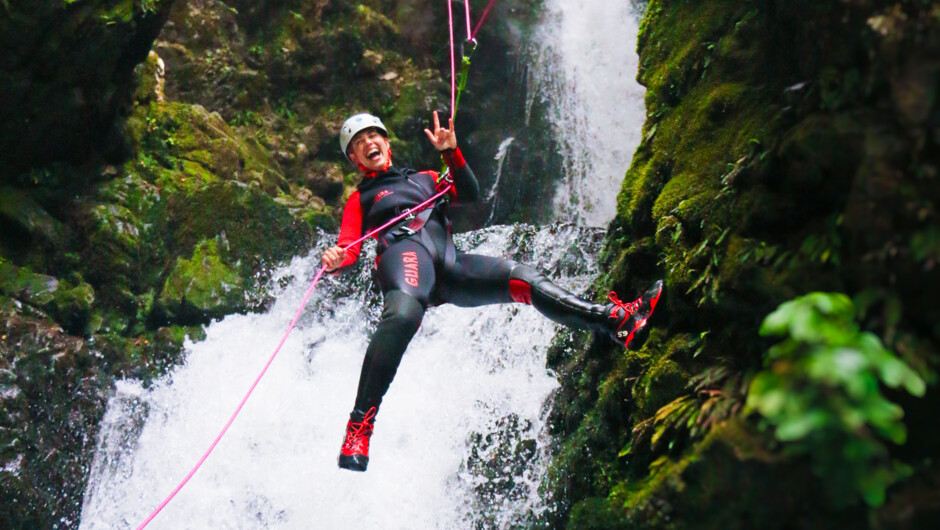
[80,226,603,528]
[484,136,515,224]
[80,2,645,528]
[529,0,646,226]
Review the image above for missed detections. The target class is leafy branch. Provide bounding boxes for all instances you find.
[623,365,745,458]
[746,292,926,507]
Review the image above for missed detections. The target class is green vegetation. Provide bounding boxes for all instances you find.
[159,237,244,320]
[748,293,925,507]
[548,1,940,528]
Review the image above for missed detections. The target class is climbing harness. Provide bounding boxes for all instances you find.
[137,1,500,526]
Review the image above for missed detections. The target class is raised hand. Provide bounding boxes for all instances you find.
[423,110,457,151]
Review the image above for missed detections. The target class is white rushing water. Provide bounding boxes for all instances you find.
[80,2,646,528]
[80,225,604,529]
[529,0,646,226]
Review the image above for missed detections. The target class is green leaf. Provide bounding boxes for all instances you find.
[877,359,926,397]
[618,440,633,458]
[806,347,866,384]
[774,409,829,441]
[756,390,790,420]
[760,298,801,336]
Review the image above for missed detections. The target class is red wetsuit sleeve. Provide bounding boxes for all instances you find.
[335,190,363,269]
[439,147,479,202]
[442,147,466,171]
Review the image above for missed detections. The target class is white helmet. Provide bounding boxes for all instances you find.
[339,113,388,159]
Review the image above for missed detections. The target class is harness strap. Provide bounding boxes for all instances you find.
[383,206,437,244]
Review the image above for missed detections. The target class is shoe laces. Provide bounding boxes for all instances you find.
[344,407,377,448]
[608,291,641,317]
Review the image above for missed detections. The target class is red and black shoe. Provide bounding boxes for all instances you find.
[605,280,663,349]
[338,407,377,472]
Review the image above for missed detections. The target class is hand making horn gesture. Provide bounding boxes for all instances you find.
[423,110,457,152]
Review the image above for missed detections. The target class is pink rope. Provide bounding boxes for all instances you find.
[471,0,498,39]
[464,0,472,39]
[448,0,456,120]
[137,183,454,529]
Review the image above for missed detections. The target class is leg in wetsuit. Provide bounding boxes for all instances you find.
[340,221,660,472]
[351,234,610,413]
[352,238,435,413]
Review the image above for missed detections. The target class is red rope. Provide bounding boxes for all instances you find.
[136,184,453,529]
[472,0,498,39]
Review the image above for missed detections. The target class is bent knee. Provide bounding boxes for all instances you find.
[508,264,547,305]
[380,290,425,331]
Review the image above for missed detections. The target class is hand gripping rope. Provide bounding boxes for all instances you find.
[135,184,452,529]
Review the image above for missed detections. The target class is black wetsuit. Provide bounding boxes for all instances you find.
[334,148,610,413]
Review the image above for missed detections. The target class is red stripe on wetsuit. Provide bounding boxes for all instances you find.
[509,279,533,305]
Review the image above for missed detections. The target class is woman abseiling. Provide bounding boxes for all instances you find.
[323,111,662,471]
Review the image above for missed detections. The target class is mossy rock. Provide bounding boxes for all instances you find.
[129,101,287,195]
[0,187,67,255]
[556,0,940,526]
[0,258,59,307]
[162,179,311,277]
[157,237,244,322]
[582,420,869,530]
[71,99,316,328]
[632,354,689,418]
[0,258,97,335]
[80,201,145,291]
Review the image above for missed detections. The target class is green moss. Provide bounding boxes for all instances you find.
[0,258,58,306]
[132,102,286,195]
[51,277,95,330]
[651,170,709,223]
[617,157,668,223]
[164,180,310,277]
[568,496,630,529]
[632,352,689,417]
[177,159,220,188]
[96,0,134,24]
[353,4,399,35]
[701,82,751,124]
[302,208,339,231]
[158,237,243,319]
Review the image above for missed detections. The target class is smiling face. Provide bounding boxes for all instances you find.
[347,128,392,172]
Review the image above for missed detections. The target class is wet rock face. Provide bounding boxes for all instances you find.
[0,299,106,527]
[0,1,176,178]
[547,0,940,527]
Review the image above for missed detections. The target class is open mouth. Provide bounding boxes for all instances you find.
[367,148,382,161]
